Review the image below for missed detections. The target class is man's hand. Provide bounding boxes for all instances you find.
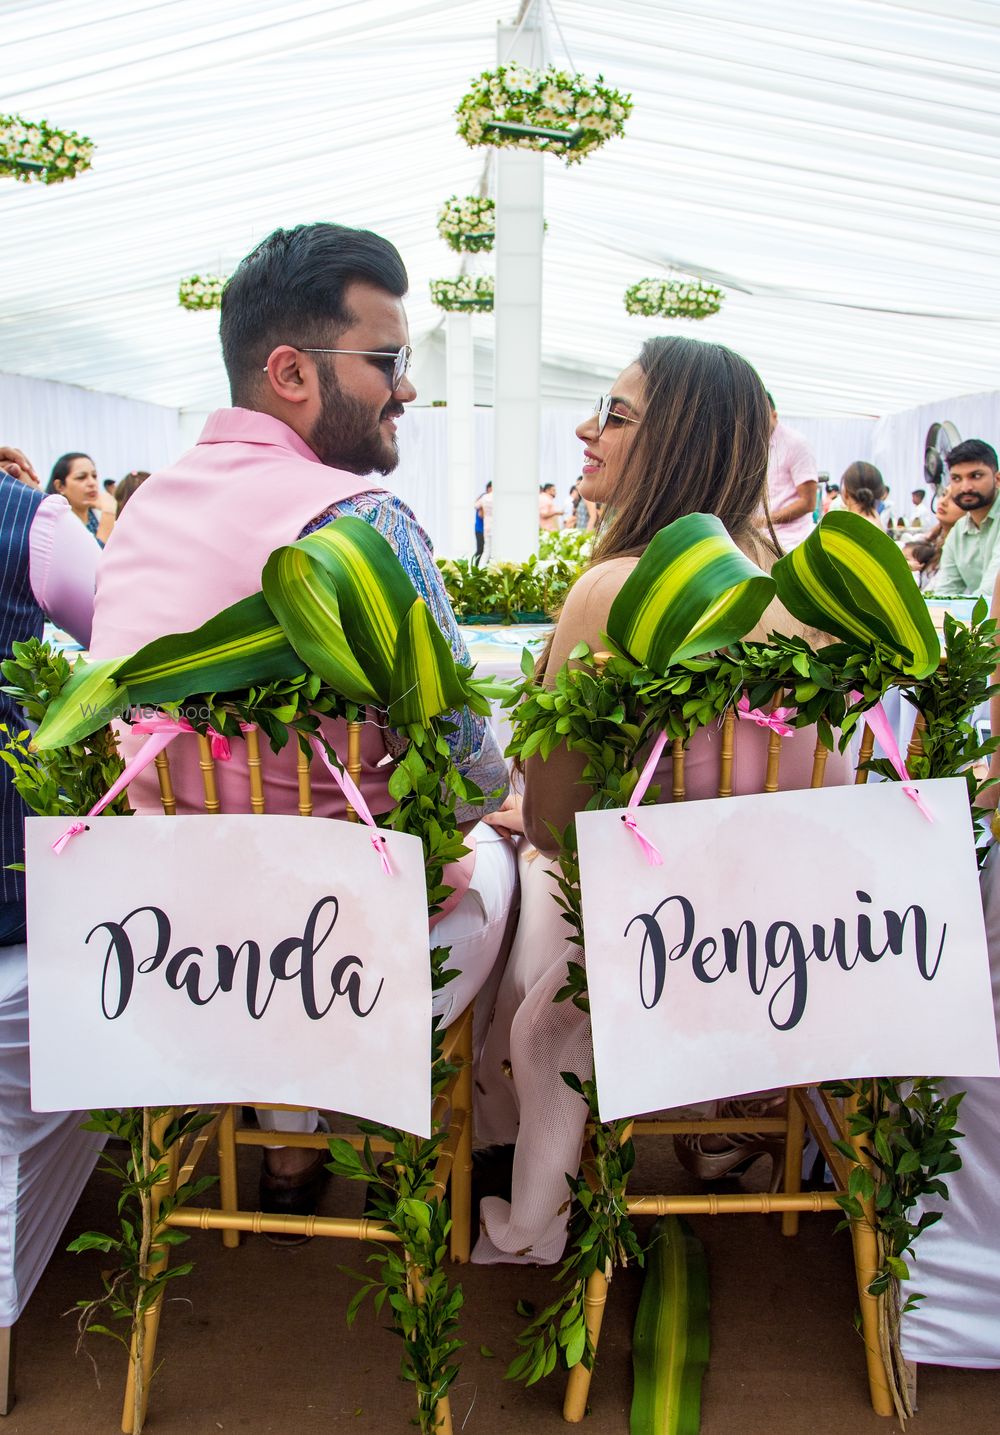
[0,446,40,487]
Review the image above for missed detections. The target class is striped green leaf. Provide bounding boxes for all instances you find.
[631,1216,709,1435]
[607,514,776,671]
[118,592,304,705]
[388,598,470,726]
[773,511,940,677]
[282,518,421,697]
[33,657,129,749]
[261,546,380,704]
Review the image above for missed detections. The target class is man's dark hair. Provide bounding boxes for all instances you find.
[220,222,408,405]
[946,439,998,472]
[911,487,926,500]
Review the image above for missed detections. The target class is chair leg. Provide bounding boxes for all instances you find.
[0,1322,15,1416]
[563,1263,611,1423]
[843,1087,894,1418]
[449,1011,473,1265]
[216,1106,241,1249]
[121,1111,180,1435]
[407,1256,454,1434]
[781,1088,806,1237]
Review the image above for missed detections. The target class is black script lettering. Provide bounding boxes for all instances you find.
[856,889,892,963]
[884,904,947,981]
[165,947,221,1006]
[270,896,342,1019]
[625,895,694,1010]
[764,922,809,1031]
[691,935,725,984]
[722,922,756,984]
[330,955,384,1017]
[88,905,171,1020]
[811,919,851,969]
[216,941,277,1019]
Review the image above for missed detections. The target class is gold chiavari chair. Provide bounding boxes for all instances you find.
[119,721,473,1435]
[563,702,927,1423]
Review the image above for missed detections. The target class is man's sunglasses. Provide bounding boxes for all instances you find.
[594,393,641,436]
[264,344,413,391]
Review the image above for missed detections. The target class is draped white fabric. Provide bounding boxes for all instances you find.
[0,372,182,487]
[2,1,998,417]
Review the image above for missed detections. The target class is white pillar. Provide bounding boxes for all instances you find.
[492,15,546,563]
[444,312,476,560]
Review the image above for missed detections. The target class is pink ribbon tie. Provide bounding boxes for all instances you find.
[621,729,670,866]
[309,736,394,876]
[736,696,797,737]
[51,821,87,854]
[850,691,934,824]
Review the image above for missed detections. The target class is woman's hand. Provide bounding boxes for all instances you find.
[483,793,524,837]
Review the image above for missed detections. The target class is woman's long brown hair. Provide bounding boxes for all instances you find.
[591,335,774,563]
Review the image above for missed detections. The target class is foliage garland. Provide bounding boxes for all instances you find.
[456,63,631,165]
[499,600,998,1413]
[437,536,588,623]
[624,277,724,321]
[429,275,494,312]
[178,274,227,311]
[437,195,496,253]
[0,113,95,183]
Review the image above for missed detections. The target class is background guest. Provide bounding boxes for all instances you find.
[538,482,561,533]
[113,469,150,516]
[840,460,887,527]
[760,390,819,549]
[46,452,113,547]
[908,487,933,529]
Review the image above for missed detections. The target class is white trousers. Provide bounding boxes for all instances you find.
[258,823,517,1137]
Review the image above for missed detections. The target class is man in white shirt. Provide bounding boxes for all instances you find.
[908,488,933,530]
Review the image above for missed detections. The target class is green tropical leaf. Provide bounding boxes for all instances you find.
[773,511,940,677]
[261,546,379,704]
[286,518,420,697]
[607,514,775,671]
[388,598,470,726]
[630,1216,710,1435]
[32,657,129,749]
[118,592,303,705]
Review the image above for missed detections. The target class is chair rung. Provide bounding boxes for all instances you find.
[626,1192,841,1216]
[165,1207,401,1241]
[621,1118,788,1136]
[234,1129,395,1153]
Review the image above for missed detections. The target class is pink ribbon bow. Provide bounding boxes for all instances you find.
[850,690,934,824]
[736,695,798,737]
[309,736,394,877]
[621,730,669,866]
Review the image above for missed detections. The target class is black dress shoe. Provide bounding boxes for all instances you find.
[258,1150,329,1245]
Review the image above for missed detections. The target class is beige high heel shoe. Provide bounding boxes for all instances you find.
[673,1095,786,1190]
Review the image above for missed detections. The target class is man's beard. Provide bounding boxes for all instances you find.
[309,363,403,476]
[953,490,994,511]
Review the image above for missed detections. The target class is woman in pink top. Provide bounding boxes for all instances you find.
[473,337,849,1265]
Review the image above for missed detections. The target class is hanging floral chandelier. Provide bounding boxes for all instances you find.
[178,274,228,311]
[437,196,496,254]
[624,277,725,321]
[0,114,95,184]
[429,276,495,313]
[456,63,631,165]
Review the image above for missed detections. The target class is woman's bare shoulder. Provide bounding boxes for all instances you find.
[547,559,639,671]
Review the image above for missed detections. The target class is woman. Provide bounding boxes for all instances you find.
[839,460,887,528]
[474,337,850,1265]
[113,469,150,516]
[46,452,113,546]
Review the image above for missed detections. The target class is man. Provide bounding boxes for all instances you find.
[473,480,491,565]
[89,223,514,1222]
[538,482,561,533]
[908,487,933,530]
[930,440,1000,597]
[761,392,818,549]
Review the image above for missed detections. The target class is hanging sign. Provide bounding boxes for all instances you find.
[577,778,1000,1122]
[26,815,433,1136]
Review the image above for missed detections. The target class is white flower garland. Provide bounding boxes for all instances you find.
[0,114,94,184]
[429,276,495,313]
[624,277,724,321]
[437,196,495,253]
[456,64,631,165]
[178,274,228,311]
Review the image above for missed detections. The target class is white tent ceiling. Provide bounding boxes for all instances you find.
[2,0,998,418]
